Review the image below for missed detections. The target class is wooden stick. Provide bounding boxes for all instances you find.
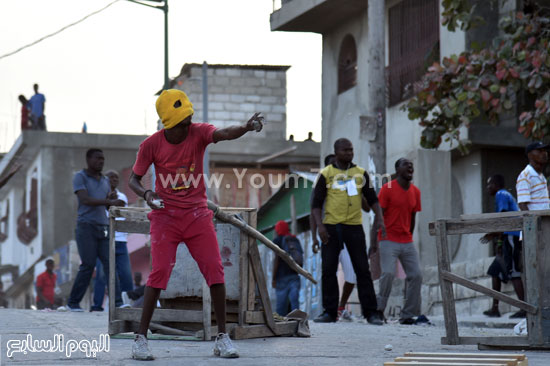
[207,200,317,284]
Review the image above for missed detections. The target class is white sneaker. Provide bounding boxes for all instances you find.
[132,334,154,360]
[339,309,353,322]
[213,333,239,358]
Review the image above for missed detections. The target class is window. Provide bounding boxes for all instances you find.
[387,0,439,106]
[338,35,357,94]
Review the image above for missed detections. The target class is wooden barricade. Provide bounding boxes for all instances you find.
[107,206,300,340]
[385,352,528,366]
[429,211,550,350]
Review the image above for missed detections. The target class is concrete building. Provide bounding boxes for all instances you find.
[166,63,289,140]
[0,131,150,309]
[271,0,532,317]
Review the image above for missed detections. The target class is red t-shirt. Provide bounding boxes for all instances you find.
[133,123,217,209]
[378,180,421,243]
[36,271,57,304]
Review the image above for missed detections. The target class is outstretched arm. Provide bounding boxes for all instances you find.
[212,113,263,143]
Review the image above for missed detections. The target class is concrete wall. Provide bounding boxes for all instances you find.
[173,64,288,140]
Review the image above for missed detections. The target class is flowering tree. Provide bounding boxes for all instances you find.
[405,2,550,151]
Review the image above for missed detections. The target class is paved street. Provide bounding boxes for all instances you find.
[0,309,548,365]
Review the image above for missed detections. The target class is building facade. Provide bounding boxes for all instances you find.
[271,0,531,317]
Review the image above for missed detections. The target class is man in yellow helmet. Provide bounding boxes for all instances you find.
[129,89,263,360]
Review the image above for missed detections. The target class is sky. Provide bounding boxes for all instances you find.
[0,0,322,152]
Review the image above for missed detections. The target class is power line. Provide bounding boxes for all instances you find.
[0,0,121,61]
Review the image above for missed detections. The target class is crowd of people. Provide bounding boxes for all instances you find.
[2,87,548,361]
[19,83,47,131]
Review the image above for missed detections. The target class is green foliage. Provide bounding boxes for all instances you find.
[404,12,550,150]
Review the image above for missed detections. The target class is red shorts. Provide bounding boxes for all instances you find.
[146,205,224,289]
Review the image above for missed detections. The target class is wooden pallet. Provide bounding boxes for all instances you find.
[384,352,528,366]
[107,207,301,340]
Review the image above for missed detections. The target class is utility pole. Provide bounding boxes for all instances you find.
[127,0,169,90]
[367,0,386,176]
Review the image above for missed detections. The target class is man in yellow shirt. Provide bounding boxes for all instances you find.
[311,138,385,325]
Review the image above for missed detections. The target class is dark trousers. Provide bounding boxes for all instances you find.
[93,241,133,310]
[322,224,378,318]
[68,222,118,307]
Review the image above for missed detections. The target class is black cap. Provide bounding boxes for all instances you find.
[525,141,550,155]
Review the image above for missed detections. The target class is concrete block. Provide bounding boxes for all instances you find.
[213,111,231,120]
[257,87,272,96]
[272,105,286,114]
[245,95,261,103]
[238,87,256,95]
[230,111,246,120]
[267,113,284,122]
[241,69,255,77]
[230,78,245,87]
[466,259,487,279]
[272,88,286,96]
[209,102,224,111]
[255,104,273,113]
[254,70,266,78]
[223,103,241,111]
[423,266,439,285]
[451,262,467,277]
[245,78,262,87]
[241,103,256,112]
[266,71,278,79]
[226,68,242,77]
[215,69,226,76]
[210,86,225,93]
[266,79,282,88]
[215,77,229,86]
[190,67,202,77]
[212,94,230,102]
[209,120,225,128]
[230,95,246,103]
[261,96,279,104]
[454,299,472,316]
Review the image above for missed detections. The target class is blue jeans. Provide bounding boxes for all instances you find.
[92,241,134,310]
[68,222,119,308]
[275,275,300,316]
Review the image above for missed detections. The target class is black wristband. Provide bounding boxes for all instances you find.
[143,190,152,200]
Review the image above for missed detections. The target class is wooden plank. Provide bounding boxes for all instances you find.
[394,357,517,366]
[440,271,537,314]
[108,215,116,333]
[247,210,257,311]
[109,206,149,220]
[149,322,198,336]
[441,336,530,346]
[232,321,298,340]
[384,363,508,366]
[108,320,132,335]
[202,279,211,341]
[428,217,524,236]
[435,220,459,345]
[461,209,550,220]
[114,220,150,234]
[248,241,277,335]
[537,216,550,344]
[238,211,250,326]
[245,311,266,324]
[523,215,543,346]
[115,308,204,323]
[403,353,525,361]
